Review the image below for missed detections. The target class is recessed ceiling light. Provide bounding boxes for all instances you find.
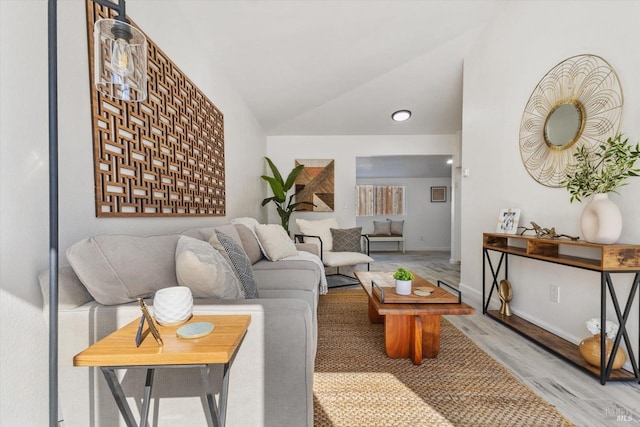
[391,110,411,122]
[447,159,453,165]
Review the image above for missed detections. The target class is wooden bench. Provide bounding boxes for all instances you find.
[367,234,404,253]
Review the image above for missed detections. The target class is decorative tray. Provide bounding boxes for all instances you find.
[372,280,460,304]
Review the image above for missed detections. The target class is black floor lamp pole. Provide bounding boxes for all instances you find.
[47,0,59,425]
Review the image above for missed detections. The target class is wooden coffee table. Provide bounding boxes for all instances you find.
[355,271,474,365]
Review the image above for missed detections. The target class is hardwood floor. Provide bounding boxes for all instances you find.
[331,250,640,427]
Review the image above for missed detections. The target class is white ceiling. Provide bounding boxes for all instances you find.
[140,0,501,136]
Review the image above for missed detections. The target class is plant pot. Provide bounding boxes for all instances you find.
[395,280,412,296]
[578,333,626,370]
[580,193,622,244]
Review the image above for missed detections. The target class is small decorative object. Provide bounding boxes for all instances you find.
[431,186,447,203]
[518,221,579,241]
[176,322,215,339]
[562,133,640,244]
[393,267,414,296]
[497,279,513,317]
[152,286,193,326]
[261,157,315,230]
[137,298,163,347]
[579,318,626,370]
[496,208,521,234]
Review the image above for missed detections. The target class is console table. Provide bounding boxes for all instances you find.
[482,233,640,384]
[74,314,250,427]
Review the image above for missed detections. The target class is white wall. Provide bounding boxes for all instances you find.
[355,177,451,251]
[266,135,460,241]
[461,1,640,364]
[0,1,266,425]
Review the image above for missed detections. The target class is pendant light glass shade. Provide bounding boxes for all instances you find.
[94,19,147,102]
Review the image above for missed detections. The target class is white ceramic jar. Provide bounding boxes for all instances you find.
[153,286,193,326]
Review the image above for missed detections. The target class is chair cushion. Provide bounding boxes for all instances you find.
[214,230,259,299]
[372,220,391,235]
[255,224,298,261]
[296,217,340,251]
[175,236,244,299]
[330,227,362,252]
[322,251,374,268]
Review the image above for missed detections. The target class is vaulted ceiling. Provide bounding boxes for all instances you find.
[135,0,500,136]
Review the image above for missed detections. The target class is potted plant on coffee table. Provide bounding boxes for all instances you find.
[561,133,640,244]
[393,267,414,296]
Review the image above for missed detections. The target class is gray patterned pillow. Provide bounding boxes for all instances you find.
[215,230,259,298]
[330,227,362,252]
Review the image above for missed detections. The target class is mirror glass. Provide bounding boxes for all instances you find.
[544,103,582,147]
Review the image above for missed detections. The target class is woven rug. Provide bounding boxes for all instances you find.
[313,289,574,427]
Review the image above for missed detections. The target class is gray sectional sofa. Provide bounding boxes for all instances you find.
[39,222,323,427]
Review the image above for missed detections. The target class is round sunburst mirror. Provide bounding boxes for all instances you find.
[519,54,623,187]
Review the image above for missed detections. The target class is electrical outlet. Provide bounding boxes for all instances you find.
[549,284,560,303]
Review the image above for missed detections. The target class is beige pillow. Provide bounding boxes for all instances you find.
[296,217,340,252]
[175,236,244,299]
[255,224,298,261]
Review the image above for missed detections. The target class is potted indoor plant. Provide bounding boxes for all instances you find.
[561,133,640,243]
[261,157,314,230]
[393,267,414,295]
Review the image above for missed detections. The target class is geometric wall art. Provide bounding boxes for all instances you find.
[85,0,225,217]
[294,159,335,212]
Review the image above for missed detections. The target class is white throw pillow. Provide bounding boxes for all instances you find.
[296,217,340,252]
[175,236,244,299]
[255,224,298,261]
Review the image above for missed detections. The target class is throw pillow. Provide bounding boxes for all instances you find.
[214,230,259,299]
[234,224,264,264]
[255,224,298,261]
[175,236,244,299]
[296,217,340,252]
[372,220,391,235]
[390,220,404,235]
[331,227,363,252]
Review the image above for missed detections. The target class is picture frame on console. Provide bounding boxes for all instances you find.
[496,208,521,234]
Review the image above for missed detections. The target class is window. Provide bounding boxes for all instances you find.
[355,185,405,216]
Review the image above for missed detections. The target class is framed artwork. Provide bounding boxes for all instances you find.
[431,186,446,203]
[294,159,335,212]
[496,208,521,234]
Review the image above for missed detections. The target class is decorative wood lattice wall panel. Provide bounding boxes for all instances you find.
[86,1,225,216]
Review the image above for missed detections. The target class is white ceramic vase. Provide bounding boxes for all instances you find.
[580,193,622,244]
[395,280,412,296]
[153,286,193,326]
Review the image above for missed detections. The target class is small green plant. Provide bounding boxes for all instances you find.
[393,267,414,281]
[261,157,314,230]
[562,133,640,203]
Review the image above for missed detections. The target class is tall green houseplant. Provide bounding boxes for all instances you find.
[261,157,313,230]
[562,133,640,203]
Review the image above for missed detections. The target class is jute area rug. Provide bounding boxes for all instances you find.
[313,289,574,427]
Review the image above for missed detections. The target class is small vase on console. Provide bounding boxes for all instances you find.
[579,333,626,370]
[580,193,622,244]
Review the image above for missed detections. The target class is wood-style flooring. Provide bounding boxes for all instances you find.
[330,250,640,427]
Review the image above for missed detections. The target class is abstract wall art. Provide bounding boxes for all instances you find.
[86,1,225,217]
[294,159,335,212]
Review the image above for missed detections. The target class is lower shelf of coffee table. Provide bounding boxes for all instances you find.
[486,310,636,381]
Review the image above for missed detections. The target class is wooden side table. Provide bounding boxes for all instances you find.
[74,314,251,427]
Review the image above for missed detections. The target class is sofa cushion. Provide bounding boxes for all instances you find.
[234,224,264,264]
[175,236,244,299]
[372,220,391,235]
[66,234,182,305]
[255,224,298,261]
[214,230,259,299]
[330,227,362,252]
[296,217,340,252]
